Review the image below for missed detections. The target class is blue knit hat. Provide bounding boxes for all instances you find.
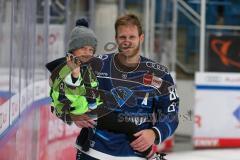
[67,18,97,53]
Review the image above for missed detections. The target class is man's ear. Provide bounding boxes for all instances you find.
[115,34,118,42]
[140,34,144,43]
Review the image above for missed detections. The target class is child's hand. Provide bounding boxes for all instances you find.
[66,53,81,68]
[66,53,81,78]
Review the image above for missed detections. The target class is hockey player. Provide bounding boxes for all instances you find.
[71,14,180,160]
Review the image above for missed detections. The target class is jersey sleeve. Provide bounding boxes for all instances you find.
[152,73,179,144]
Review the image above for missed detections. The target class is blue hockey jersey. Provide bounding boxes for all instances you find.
[81,53,179,159]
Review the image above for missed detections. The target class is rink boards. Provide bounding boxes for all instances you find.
[194,72,240,148]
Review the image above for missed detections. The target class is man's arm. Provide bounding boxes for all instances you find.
[130,71,179,156]
[152,73,179,145]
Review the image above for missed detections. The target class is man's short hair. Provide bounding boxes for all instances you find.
[115,14,143,36]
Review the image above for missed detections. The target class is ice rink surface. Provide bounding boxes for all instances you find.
[167,149,240,160]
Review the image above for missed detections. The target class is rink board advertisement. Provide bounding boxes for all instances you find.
[38,106,80,160]
[194,72,240,148]
[0,101,9,135]
[0,80,176,159]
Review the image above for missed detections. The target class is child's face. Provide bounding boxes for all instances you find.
[72,45,94,63]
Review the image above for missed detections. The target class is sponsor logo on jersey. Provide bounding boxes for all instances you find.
[96,72,108,77]
[146,61,168,73]
[143,74,163,88]
[152,75,162,88]
[143,74,153,85]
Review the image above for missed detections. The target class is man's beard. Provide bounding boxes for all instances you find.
[118,41,141,59]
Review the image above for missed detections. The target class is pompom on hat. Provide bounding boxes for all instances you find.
[67,18,97,53]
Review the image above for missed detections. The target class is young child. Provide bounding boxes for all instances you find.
[46,18,102,124]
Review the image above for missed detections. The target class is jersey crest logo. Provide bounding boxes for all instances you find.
[111,87,133,107]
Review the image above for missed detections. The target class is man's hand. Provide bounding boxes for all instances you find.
[71,114,96,128]
[130,129,156,152]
